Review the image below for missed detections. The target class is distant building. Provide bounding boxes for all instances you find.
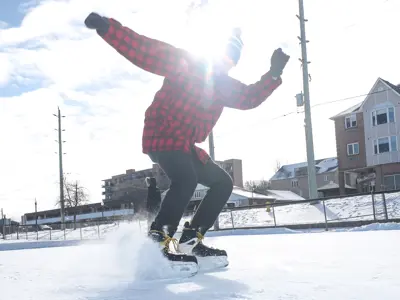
[216,159,244,188]
[269,157,354,198]
[102,158,243,211]
[330,77,400,193]
[21,202,134,226]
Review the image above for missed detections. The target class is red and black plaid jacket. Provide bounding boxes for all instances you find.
[99,18,282,164]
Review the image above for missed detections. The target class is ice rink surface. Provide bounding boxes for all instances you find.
[1,225,399,300]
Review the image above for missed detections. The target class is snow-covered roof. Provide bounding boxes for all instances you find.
[266,190,305,201]
[231,186,275,200]
[270,157,338,181]
[329,102,363,120]
[161,184,303,202]
[317,181,356,191]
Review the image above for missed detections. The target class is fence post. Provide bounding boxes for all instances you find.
[50,229,52,240]
[97,222,100,239]
[17,226,19,240]
[36,230,38,240]
[382,193,388,220]
[230,211,235,229]
[64,226,66,240]
[26,230,28,240]
[371,193,377,221]
[80,226,82,240]
[272,205,277,227]
[322,200,328,231]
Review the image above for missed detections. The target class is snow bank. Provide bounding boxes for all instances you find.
[0,240,85,251]
[332,222,400,232]
[205,227,307,237]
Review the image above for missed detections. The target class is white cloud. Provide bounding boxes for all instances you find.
[0,21,8,29]
[0,53,13,86]
[1,0,400,219]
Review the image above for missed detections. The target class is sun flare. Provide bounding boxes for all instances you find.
[183,3,237,61]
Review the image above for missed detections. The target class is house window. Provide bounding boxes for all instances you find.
[345,114,357,129]
[324,175,329,182]
[383,174,400,190]
[372,107,395,126]
[373,136,398,154]
[291,180,299,187]
[347,142,359,155]
[193,191,202,199]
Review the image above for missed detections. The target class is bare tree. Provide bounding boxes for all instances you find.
[244,179,270,194]
[274,160,282,173]
[56,177,89,229]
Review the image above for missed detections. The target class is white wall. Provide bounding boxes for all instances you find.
[363,80,400,166]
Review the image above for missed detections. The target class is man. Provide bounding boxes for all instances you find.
[84,12,289,267]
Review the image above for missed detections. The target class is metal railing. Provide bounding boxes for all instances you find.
[206,189,400,232]
[1,219,125,241]
[1,189,400,241]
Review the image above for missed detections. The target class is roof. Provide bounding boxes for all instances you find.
[161,185,304,201]
[266,190,305,201]
[270,157,338,181]
[381,78,400,95]
[231,186,275,200]
[330,77,400,120]
[317,181,356,191]
[329,102,363,120]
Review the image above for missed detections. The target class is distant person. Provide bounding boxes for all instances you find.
[145,177,162,229]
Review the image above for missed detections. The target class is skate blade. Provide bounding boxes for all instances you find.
[197,255,229,273]
[168,260,199,278]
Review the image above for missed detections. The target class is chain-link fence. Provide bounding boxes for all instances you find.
[206,189,400,232]
[1,219,127,241]
[1,189,400,241]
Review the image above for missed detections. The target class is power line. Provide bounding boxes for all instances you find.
[215,87,393,140]
[310,87,392,109]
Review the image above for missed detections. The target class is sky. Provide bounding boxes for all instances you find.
[1,0,399,219]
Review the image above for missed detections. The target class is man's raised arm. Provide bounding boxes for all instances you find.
[84,12,188,78]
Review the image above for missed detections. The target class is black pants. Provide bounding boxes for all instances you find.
[148,150,233,236]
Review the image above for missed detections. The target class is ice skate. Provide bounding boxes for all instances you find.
[148,222,198,277]
[179,222,228,272]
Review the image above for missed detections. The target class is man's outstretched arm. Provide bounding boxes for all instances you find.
[216,71,282,110]
[216,48,289,110]
[85,12,189,78]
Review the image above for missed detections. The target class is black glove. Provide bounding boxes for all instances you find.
[84,12,110,35]
[270,48,290,78]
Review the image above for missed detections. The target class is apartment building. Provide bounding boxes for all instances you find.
[269,157,349,198]
[330,77,400,193]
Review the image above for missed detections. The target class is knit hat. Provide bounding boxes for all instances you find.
[225,28,243,65]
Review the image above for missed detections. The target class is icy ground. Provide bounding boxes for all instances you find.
[1,224,399,300]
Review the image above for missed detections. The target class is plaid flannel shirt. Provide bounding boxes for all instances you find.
[99,18,282,164]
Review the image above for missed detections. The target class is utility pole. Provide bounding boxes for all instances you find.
[35,198,38,228]
[297,0,318,201]
[208,131,219,230]
[54,107,66,228]
[1,208,4,240]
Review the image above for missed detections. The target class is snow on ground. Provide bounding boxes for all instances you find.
[212,191,400,229]
[0,223,399,300]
